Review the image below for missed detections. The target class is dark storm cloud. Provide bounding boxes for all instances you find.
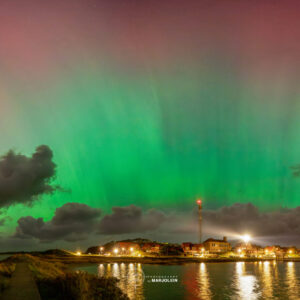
[14,203,166,242]
[98,205,166,234]
[291,164,300,177]
[15,202,102,242]
[168,203,300,243]
[202,203,300,243]
[0,145,59,208]
[13,201,300,246]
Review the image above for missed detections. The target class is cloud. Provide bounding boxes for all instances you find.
[14,203,166,243]
[98,205,166,234]
[291,164,300,177]
[12,201,300,247]
[166,203,300,244]
[0,145,59,208]
[203,203,300,238]
[15,202,102,242]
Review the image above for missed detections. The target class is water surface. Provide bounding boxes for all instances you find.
[78,261,300,300]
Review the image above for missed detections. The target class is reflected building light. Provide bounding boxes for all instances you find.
[237,274,258,300]
[261,260,273,299]
[107,262,145,300]
[236,262,245,275]
[196,263,211,300]
[235,262,259,300]
[98,263,105,277]
[200,262,205,271]
[264,261,270,266]
[118,263,126,293]
[112,263,120,278]
[107,263,112,277]
[287,262,299,298]
[127,263,137,299]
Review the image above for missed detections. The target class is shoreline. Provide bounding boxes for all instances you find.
[31,254,300,266]
[2,252,300,266]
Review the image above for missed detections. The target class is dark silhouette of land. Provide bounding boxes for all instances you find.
[0,254,129,300]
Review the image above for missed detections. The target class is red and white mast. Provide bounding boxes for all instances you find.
[196,199,202,244]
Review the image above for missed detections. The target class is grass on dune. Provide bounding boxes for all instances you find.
[0,261,15,293]
[5,254,129,300]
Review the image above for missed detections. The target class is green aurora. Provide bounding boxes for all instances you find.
[0,0,299,237]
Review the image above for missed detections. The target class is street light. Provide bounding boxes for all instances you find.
[76,251,81,256]
[113,248,119,255]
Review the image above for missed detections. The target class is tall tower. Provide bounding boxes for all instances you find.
[196,199,202,244]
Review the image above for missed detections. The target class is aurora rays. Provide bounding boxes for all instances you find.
[0,0,299,248]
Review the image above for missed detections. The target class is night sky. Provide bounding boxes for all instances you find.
[0,0,299,250]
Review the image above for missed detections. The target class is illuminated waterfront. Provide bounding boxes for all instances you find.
[78,262,300,300]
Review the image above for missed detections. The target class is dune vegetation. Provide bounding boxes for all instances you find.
[0,260,16,294]
[2,254,129,300]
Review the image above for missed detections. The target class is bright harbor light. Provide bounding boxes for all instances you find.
[242,234,251,243]
[76,251,81,256]
[113,248,119,254]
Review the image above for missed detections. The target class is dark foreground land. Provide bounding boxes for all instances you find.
[0,254,129,300]
[1,262,41,300]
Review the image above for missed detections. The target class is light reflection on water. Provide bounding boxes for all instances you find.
[261,261,273,299]
[234,262,259,300]
[286,262,300,300]
[78,262,300,300]
[98,262,145,300]
[195,263,211,300]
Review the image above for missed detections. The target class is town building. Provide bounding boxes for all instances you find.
[182,243,204,255]
[234,243,264,257]
[141,242,161,254]
[264,245,298,258]
[115,242,140,254]
[203,237,231,253]
[264,246,280,257]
